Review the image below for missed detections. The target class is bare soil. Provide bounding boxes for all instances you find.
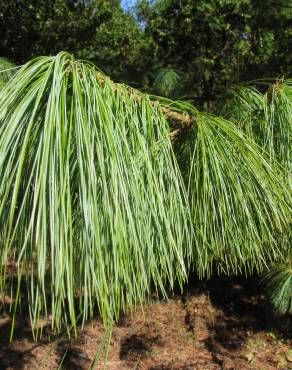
[0,277,291,370]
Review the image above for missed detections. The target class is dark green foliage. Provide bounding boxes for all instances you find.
[1,1,291,101]
[0,0,149,83]
[0,0,111,61]
[137,0,292,105]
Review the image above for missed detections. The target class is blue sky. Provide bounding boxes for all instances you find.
[121,0,137,10]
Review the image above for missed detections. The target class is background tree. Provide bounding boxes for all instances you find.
[0,0,110,61]
[136,0,292,107]
[0,0,149,82]
[1,0,291,100]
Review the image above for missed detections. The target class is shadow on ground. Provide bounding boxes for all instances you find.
[0,276,291,369]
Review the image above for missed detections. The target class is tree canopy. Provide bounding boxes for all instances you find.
[137,0,292,105]
[1,0,291,103]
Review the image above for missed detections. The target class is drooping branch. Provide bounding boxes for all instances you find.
[0,52,291,339]
[96,71,196,139]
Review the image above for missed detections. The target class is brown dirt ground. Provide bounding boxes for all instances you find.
[0,277,291,370]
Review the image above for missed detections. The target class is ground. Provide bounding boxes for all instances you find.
[0,277,291,370]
